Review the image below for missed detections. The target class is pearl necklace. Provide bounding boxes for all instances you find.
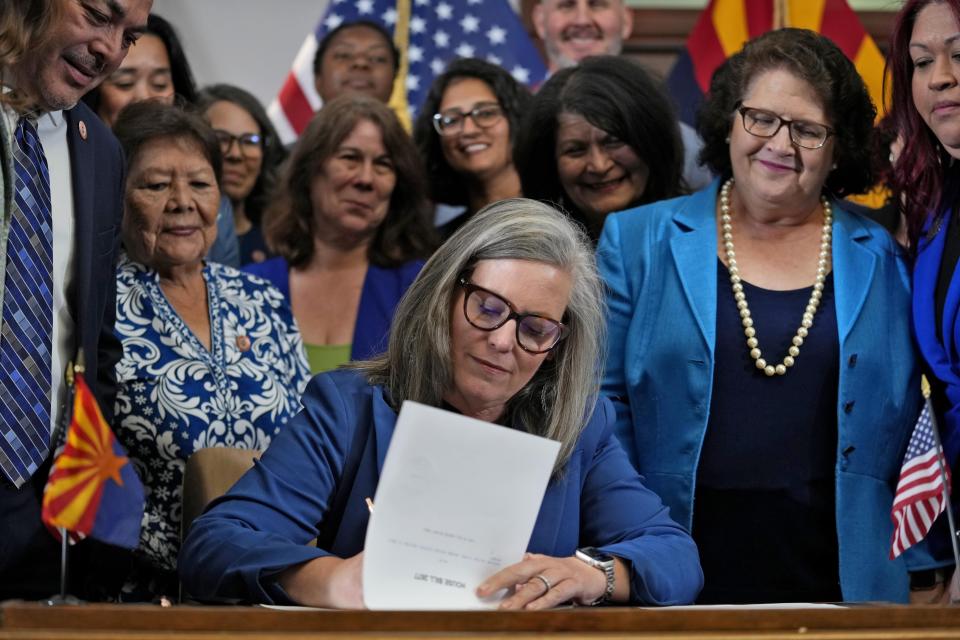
[719,178,832,377]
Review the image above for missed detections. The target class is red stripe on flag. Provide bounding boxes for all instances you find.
[277,74,315,135]
[745,0,774,38]
[818,0,866,60]
[687,5,733,94]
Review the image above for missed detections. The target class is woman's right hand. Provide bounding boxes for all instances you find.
[276,552,365,609]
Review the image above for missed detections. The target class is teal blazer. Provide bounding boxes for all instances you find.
[597,179,937,602]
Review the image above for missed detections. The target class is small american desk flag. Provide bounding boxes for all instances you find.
[268,0,547,145]
[890,403,951,559]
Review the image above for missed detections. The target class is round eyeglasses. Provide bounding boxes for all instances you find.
[214,130,264,157]
[433,103,504,136]
[459,278,568,354]
[737,105,835,150]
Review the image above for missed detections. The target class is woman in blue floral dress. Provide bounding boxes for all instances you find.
[110,101,310,599]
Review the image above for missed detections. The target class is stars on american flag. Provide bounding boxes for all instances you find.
[510,65,530,84]
[486,25,506,45]
[460,14,480,33]
[323,13,343,30]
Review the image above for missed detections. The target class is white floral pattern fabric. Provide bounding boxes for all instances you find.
[114,255,310,578]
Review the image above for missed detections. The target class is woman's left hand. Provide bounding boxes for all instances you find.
[476,552,606,610]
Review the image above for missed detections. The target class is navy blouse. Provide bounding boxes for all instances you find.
[693,261,841,603]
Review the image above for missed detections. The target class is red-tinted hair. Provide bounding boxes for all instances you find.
[888,0,960,244]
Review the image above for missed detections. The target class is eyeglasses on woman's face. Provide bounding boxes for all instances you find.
[214,130,264,157]
[458,277,568,354]
[737,105,834,150]
[433,102,505,136]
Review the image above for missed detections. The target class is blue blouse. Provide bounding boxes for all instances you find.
[114,256,311,580]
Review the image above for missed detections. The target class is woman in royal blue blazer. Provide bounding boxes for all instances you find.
[181,199,703,608]
[885,0,960,600]
[598,29,943,604]
[246,95,438,373]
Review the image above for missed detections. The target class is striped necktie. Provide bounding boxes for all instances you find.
[0,116,53,487]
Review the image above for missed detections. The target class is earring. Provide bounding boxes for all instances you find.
[725,136,731,144]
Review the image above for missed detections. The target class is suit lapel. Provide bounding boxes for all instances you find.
[669,182,720,352]
[63,108,93,335]
[831,204,877,345]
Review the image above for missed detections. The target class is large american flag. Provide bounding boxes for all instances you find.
[268,0,547,145]
[890,403,952,559]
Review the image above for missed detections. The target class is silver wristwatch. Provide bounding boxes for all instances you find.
[575,547,615,605]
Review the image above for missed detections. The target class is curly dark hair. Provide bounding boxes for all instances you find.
[697,28,876,197]
[264,95,437,268]
[514,55,684,233]
[82,13,197,115]
[413,58,532,207]
[195,83,287,227]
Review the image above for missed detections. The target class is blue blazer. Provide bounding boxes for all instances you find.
[179,369,704,606]
[597,179,934,602]
[244,257,423,361]
[64,103,124,420]
[914,208,960,466]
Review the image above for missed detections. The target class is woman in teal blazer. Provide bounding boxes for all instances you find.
[598,29,941,603]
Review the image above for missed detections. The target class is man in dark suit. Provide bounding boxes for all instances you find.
[0,0,151,599]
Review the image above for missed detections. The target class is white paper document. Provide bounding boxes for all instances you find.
[362,401,560,610]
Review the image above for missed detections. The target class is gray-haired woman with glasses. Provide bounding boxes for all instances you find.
[180,198,703,608]
[414,58,532,239]
[598,28,925,604]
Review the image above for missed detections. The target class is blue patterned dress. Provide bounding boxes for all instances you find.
[114,255,310,597]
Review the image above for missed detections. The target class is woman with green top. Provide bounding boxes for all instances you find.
[245,95,437,373]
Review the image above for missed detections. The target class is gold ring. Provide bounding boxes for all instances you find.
[533,574,552,593]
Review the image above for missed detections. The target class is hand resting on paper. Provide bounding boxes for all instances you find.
[277,552,365,609]
[477,552,629,610]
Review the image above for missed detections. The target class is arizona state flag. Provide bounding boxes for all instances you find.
[41,373,144,548]
[668,0,885,127]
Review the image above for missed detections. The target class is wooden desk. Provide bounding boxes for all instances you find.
[2,601,960,640]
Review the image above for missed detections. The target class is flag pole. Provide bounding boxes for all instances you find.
[49,353,80,605]
[921,376,960,599]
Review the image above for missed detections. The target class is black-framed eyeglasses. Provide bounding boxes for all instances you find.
[458,277,568,354]
[214,129,264,156]
[433,103,504,136]
[737,105,835,150]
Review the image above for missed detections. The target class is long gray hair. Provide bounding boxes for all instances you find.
[356,198,605,473]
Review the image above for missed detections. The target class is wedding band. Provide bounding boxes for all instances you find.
[533,574,552,593]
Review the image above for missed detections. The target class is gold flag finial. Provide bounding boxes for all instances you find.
[921,374,932,399]
[74,348,85,376]
[773,0,787,29]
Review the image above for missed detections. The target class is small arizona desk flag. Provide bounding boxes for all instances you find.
[42,372,144,548]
